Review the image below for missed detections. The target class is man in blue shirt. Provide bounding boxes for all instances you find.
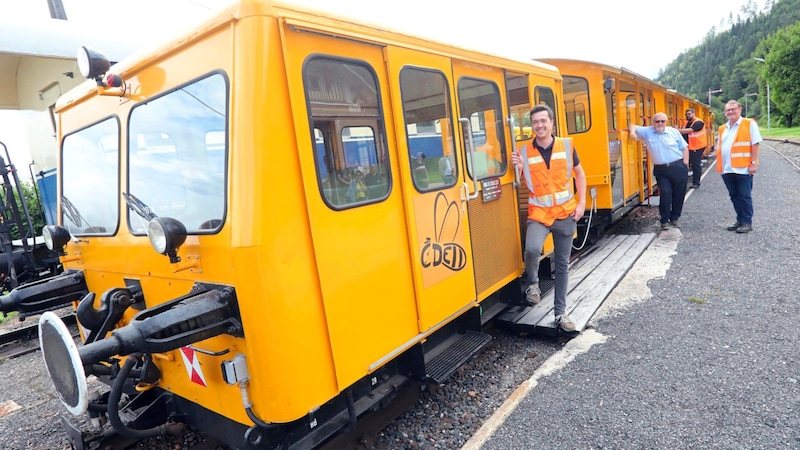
[629,112,689,230]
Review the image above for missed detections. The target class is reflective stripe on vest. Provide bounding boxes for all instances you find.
[520,138,575,209]
[716,118,753,172]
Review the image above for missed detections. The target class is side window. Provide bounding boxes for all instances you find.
[128,73,228,234]
[304,58,388,208]
[61,117,120,235]
[563,76,590,133]
[400,68,457,191]
[535,86,558,135]
[507,73,531,142]
[458,77,506,180]
[638,93,645,126]
[626,94,636,128]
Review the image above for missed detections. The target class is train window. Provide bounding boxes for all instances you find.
[61,117,120,235]
[304,58,388,208]
[609,92,617,131]
[506,74,531,141]
[535,86,558,136]
[399,67,457,190]
[562,76,590,134]
[458,77,506,180]
[666,97,675,125]
[128,72,228,234]
[639,93,645,126]
[625,94,636,128]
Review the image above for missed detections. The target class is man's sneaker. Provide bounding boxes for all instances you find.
[691,184,700,189]
[525,284,540,305]
[555,314,576,332]
[670,219,681,228]
[736,223,753,233]
[726,221,742,231]
[660,222,669,230]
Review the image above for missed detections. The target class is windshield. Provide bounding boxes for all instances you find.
[127,72,228,234]
[61,117,120,235]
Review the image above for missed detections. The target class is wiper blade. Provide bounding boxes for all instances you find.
[61,196,83,228]
[123,192,156,221]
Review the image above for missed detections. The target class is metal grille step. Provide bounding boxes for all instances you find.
[425,331,492,384]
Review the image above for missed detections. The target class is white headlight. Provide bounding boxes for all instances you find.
[147,220,168,254]
[43,226,54,250]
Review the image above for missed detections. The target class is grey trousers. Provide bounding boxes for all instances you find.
[524,217,576,316]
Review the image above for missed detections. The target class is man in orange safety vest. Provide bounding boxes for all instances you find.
[511,104,586,332]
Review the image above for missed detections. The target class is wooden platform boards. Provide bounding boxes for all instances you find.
[496,232,656,337]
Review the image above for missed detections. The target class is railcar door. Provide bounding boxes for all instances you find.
[612,78,644,206]
[281,25,420,388]
[383,47,478,332]
[451,60,521,302]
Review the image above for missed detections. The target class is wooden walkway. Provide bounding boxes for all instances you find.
[496,232,656,337]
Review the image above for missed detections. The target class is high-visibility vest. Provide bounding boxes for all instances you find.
[684,119,707,150]
[520,137,577,226]
[716,118,753,172]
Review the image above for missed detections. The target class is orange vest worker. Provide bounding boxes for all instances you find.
[520,137,578,226]
[717,118,754,172]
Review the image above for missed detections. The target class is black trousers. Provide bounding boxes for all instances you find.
[653,162,689,223]
[689,149,704,185]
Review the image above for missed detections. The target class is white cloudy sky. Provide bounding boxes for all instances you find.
[0,0,765,170]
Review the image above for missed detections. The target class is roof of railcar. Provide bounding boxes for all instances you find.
[538,58,710,107]
[537,58,667,89]
[56,0,561,111]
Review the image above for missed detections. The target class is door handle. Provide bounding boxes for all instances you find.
[458,118,479,200]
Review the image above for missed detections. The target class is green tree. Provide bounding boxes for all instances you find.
[756,21,800,127]
[3,179,46,240]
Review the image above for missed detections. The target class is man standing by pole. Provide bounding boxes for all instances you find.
[678,108,706,189]
[511,104,586,332]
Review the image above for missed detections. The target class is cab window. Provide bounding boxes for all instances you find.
[304,58,389,208]
[458,77,506,180]
[61,117,120,235]
[127,72,228,234]
[563,76,590,133]
[400,67,457,191]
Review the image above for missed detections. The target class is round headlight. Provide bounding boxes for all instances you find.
[147,217,187,256]
[43,226,54,250]
[42,225,70,252]
[76,46,110,79]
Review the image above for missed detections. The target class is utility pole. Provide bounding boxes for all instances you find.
[708,88,723,107]
[744,92,757,117]
[753,58,770,130]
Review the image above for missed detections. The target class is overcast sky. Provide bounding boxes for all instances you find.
[0,0,767,172]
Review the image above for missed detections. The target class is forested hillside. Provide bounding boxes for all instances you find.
[656,0,800,126]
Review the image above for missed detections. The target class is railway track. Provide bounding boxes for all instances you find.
[0,313,77,358]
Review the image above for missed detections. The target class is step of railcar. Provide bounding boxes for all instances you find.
[496,233,656,337]
[425,330,492,384]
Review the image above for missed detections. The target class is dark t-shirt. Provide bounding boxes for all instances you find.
[681,119,704,144]
[533,137,580,169]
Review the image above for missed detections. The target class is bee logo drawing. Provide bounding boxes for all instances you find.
[420,192,466,271]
